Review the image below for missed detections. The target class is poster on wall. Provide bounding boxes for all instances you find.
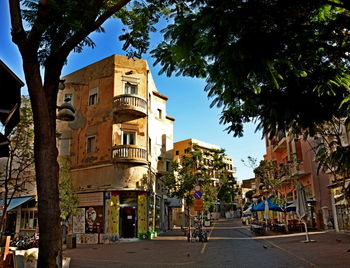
[73,208,85,233]
[85,206,104,233]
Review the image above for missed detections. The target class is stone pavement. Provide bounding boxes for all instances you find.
[64,219,350,267]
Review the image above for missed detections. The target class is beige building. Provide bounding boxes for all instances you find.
[172,138,235,223]
[57,55,174,243]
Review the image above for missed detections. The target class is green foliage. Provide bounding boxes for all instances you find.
[165,143,236,212]
[152,0,350,137]
[1,96,35,195]
[312,117,350,201]
[58,157,79,220]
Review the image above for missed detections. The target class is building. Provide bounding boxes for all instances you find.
[171,138,235,223]
[0,61,38,237]
[240,178,256,208]
[263,132,332,229]
[57,55,174,243]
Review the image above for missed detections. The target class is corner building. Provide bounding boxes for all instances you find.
[57,55,174,243]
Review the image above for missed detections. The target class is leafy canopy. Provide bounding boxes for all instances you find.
[152,0,350,137]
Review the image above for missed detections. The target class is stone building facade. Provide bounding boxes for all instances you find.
[57,55,174,243]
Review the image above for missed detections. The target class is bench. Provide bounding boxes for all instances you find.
[250,224,265,235]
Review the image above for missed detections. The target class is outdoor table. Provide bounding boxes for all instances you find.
[250,224,265,235]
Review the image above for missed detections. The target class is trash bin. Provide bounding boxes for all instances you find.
[66,234,76,249]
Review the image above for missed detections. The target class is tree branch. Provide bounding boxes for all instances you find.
[60,0,131,57]
[8,0,27,48]
[27,0,52,52]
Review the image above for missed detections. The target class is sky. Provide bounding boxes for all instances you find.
[0,2,266,181]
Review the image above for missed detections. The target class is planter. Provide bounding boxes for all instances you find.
[138,233,150,240]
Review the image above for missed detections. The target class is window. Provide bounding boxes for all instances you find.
[87,136,96,153]
[125,83,137,94]
[64,93,73,104]
[89,94,97,105]
[157,109,162,119]
[123,132,135,145]
[21,210,38,229]
[175,150,179,156]
[149,137,152,154]
[149,93,151,108]
[88,88,98,106]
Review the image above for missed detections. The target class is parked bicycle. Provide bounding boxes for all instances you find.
[10,234,39,250]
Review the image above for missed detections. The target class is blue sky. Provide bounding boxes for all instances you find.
[0,2,266,181]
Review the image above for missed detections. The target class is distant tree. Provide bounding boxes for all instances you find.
[152,0,350,137]
[165,144,208,225]
[165,143,234,221]
[0,96,34,235]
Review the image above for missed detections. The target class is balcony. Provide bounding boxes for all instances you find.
[113,94,147,119]
[112,145,148,165]
[271,131,287,153]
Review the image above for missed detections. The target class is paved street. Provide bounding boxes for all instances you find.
[64,219,350,267]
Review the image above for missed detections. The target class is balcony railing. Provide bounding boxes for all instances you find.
[112,145,148,164]
[113,94,147,118]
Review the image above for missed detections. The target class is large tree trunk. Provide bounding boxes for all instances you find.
[23,58,62,267]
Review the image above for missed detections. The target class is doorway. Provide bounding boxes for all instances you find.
[5,212,17,236]
[120,206,137,238]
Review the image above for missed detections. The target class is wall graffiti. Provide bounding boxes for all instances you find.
[76,233,98,244]
[109,193,120,235]
[101,234,119,244]
[73,208,85,234]
[138,193,147,234]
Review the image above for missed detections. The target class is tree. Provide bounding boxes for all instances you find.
[7,1,171,266]
[165,144,209,225]
[165,143,232,222]
[58,157,79,221]
[311,117,350,202]
[0,96,34,236]
[152,0,350,137]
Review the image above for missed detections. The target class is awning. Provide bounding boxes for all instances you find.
[251,196,284,212]
[285,198,316,212]
[0,196,34,214]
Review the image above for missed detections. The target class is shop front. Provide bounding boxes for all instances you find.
[72,191,151,244]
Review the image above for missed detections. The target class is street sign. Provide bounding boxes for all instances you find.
[194,185,201,192]
[194,198,203,211]
[194,191,202,199]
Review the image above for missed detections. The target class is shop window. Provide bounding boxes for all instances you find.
[123,132,135,145]
[21,210,38,229]
[87,136,96,153]
[125,83,138,94]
